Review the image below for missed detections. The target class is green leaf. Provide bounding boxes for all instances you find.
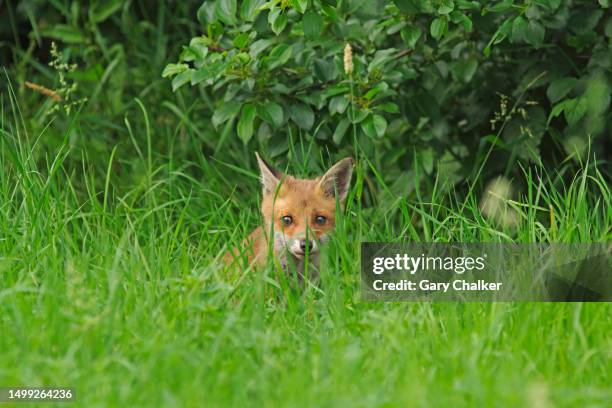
[268,8,288,35]
[536,0,561,10]
[41,24,86,43]
[162,63,188,78]
[393,0,419,13]
[583,75,611,115]
[258,103,284,128]
[329,96,349,115]
[364,82,389,100]
[215,0,237,25]
[450,59,478,83]
[368,50,397,72]
[179,46,197,62]
[484,18,512,56]
[438,0,454,14]
[547,100,567,125]
[314,59,337,81]
[487,0,513,12]
[422,148,434,174]
[361,115,377,138]
[564,97,587,126]
[494,19,513,45]
[207,22,224,38]
[240,0,265,21]
[456,0,481,10]
[332,119,350,145]
[303,12,324,39]
[569,9,604,35]
[90,0,122,23]
[510,16,527,43]
[250,39,273,57]
[535,0,561,11]
[361,114,387,138]
[546,77,577,103]
[524,20,545,47]
[547,97,587,126]
[605,17,612,38]
[430,17,448,40]
[451,11,472,31]
[191,61,225,85]
[186,38,209,62]
[257,121,272,142]
[171,70,193,91]
[291,0,308,13]
[212,101,242,128]
[289,103,315,130]
[320,4,338,20]
[266,43,293,69]
[321,84,350,99]
[377,102,400,113]
[233,33,250,49]
[372,114,388,137]
[401,25,422,48]
[197,2,216,24]
[237,103,257,143]
[348,108,368,124]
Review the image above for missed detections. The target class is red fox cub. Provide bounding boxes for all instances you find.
[226,153,354,275]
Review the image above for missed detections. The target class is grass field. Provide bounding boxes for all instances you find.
[1,83,611,407]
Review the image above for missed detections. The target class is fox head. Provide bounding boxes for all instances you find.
[255,153,354,260]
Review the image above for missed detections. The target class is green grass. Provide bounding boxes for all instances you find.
[0,88,611,407]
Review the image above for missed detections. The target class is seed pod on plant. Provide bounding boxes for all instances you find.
[343,43,353,76]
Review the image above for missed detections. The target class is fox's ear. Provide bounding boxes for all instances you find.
[318,157,354,202]
[255,152,282,194]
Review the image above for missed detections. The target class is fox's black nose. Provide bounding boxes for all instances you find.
[300,239,313,252]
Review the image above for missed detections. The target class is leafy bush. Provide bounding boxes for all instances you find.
[1,0,201,186]
[164,0,611,191]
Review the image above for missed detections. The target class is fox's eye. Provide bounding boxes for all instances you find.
[281,215,293,226]
[314,215,327,225]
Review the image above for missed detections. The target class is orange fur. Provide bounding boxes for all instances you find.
[225,154,354,275]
